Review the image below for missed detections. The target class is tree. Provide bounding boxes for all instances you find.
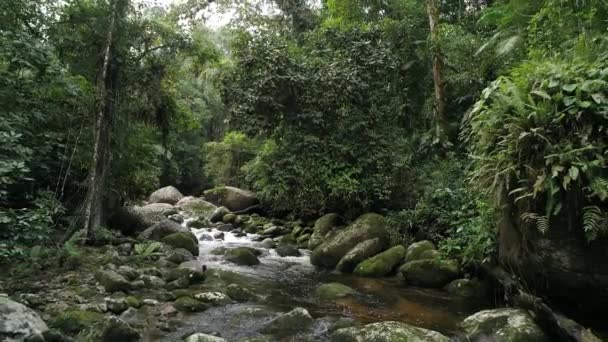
[426,0,448,141]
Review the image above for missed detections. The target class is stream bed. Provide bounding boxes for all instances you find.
[162,225,489,341]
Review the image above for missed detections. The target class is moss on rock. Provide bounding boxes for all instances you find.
[353,245,406,277]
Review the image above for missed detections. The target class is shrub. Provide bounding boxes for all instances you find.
[204,131,259,187]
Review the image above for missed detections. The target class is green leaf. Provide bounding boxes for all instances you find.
[562,84,577,92]
[531,90,551,100]
[563,97,576,106]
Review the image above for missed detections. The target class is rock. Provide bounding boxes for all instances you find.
[261,226,282,237]
[143,299,159,306]
[399,259,459,288]
[167,248,195,264]
[193,292,231,306]
[226,284,256,302]
[199,234,214,241]
[94,317,140,342]
[256,238,276,249]
[117,266,140,281]
[275,245,301,257]
[405,240,437,262]
[110,203,176,235]
[139,275,166,289]
[308,213,340,250]
[105,297,129,314]
[225,247,260,266]
[262,307,314,334]
[204,186,259,212]
[311,213,388,269]
[461,308,549,342]
[187,216,211,229]
[138,219,189,241]
[96,270,132,293]
[210,207,230,223]
[0,295,49,340]
[125,296,142,308]
[174,297,209,313]
[330,321,448,342]
[419,249,441,260]
[141,267,163,277]
[178,260,207,282]
[210,247,228,255]
[296,233,311,246]
[177,197,217,217]
[444,278,487,298]
[316,283,355,301]
[168,214,184,224]
[222,213,237,224]
[353,245,406,277]
[149,186,183,205]
[49,309,104,335]
[185,333,227,342]
[336,238,384,273]
[160,303,177,316]
[215,223,234,232]
[162,232,199,256]
[213,232,225,240]
[130,280,145,290]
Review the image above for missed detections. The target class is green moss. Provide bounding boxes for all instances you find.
[162,232,198,256]
[174,296,209,312]
[125,296,142,308]
[49,309,104,335]
[353,245,406,277]
[316,283,355,301]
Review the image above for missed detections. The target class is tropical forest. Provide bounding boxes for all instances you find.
[1,0,607,341]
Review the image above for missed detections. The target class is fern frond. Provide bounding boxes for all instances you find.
[521,212,550,234]
[583,206,608,242]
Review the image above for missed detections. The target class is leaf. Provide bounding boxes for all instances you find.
[591,93,605,104]
[496,35,521,57]
[562,84,577,92]
[531,90,551,100]
[563,97,576,106]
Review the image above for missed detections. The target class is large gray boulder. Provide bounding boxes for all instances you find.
[308,213,340,250]
[110,203,176,235]
[461,308,549,342]
[0,295,49,341]
[399,259,459,288]
[177,196,218,217]
[204,186,259,212]
[336,238,384,273]
[137,219,189,241]
[330,321,448,342]
[311,213,388,269]
[149,186,183,205]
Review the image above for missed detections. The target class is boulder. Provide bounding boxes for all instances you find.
[225,247,260,266]
[444,278,487,298]
[336,238,384,273]
[110,203,176,235]
[174,297,209,313]
[138,275,166,289]
[117,266,140,281]
[405,240,437,263]
[214,232,225,240]
[461,308,549,342]
[193,292,231,306]
[399,259,459,288]
[275,245,301,257]
[105,297,129,314]
[137,219,189,241]
[49,309,103,335]
[308,213,340,250]
[185,333,227,342]
[210,207,230,223]
[226,284,256,302]
[96,270,132,292]
[204,186,259,212]
[93,317,140,342]
[149,186,183,205]
[167,248,195,264]
[261,307,314,334]
[330,321,448,342]
[316,283,355,301]
[353,245,406,277]
[0,295,49,340]
[177,197,218,217]
[311,213,388,269]
[162,232,199,256]
[199,234,213,241]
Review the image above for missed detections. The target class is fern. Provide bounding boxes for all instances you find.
[588,178,608,201]
[134,242,162,257]
[583,206,608,242]
[522,212,550,234]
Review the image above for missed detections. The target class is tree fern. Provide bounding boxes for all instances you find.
[522,212,550,234]
[583,206,608,242]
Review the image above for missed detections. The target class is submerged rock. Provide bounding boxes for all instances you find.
[353,245,406,277]
[316,283,356,301]
[225,247,260,266]
[204,186,259,212]
[308,213,340,250]
[330,321,448,342]
[461,308,548,342]
[336,238,384,273]
[0,295,49,340]
[185,333,227,342]
[399,259,459,288]
[149,186,183,205]
[261,307,314,334]
[311,213,388,269]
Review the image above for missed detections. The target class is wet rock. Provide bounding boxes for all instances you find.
[174,297,209,313]
[210,247,228,255]
[419,249,441,260]
[275,245,301,257]
[149,186,183,205]
[193,292,232,306]
[353,245,406,277]
[261,226,282,237]
[18,293,45,308]
[296,233,311,247]
[162,231,199,256]
[141,267,163,277]
[155,291,176,302]
[223,213,237,224]
[168,214,184,224]
[331,321,448,342]
[399,259,459,288]
[49,309,103,336]
[225,284,256,302]
[204,186,259,212]
[178,260,207,282]
[256,238,276,249]
[216,223,234,232]
[308,213,340,250]
[0,295,49,340]
[213,232,225,240]
[311,213,388,269]
[210,206,230,223]
[444,278,488,298]
[125,296,142,308]
[316,283,355,301]
[167,248,195,264]
[185,333,227,342]
[199,234,214,241]
[139,275,166,289]
[160,303,177,316]
[110,203,176,235]
[187,216,211,229]
[105,297,129,314]
[130,280,145,290]
[225,247,260,266]
[405,240,437,263]
[336,238,384,273]
[117,266,140,281]
[166,277,190,290]
[461,308,548,342]
[261,307,314,334]
[177,196,217,217]
[96,269,132,293]
[93,317,140,342]
[138,219,189,241]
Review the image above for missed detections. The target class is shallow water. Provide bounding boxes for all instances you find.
[163,221,489,341]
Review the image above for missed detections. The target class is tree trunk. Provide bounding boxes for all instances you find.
[426,0,448,138]
[81,0,120,242]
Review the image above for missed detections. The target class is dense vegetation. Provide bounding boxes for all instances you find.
[1,0,607,271]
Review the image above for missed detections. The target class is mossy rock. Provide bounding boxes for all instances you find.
[316,283,355,301]
[331,321,448,342]
[174,297,209,313]
[49,309,104,335]
[125,296,142,308]
[461,308,549,342]
[95,269,132,293]
[225,247,260,266]
[444,278,488,298]
[223,213,237,224]
[225,284,256,302]
[404,240,436,262]
[399,259,459,288]
[84,317,141,342]
[162,232,199,256]
[336,238,384,273]
[308,213,340,250]
[353,245,406,277]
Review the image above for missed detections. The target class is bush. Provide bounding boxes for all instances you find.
[204,131,259,187]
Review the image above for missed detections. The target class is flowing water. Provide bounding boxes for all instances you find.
[162,222,489,341]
